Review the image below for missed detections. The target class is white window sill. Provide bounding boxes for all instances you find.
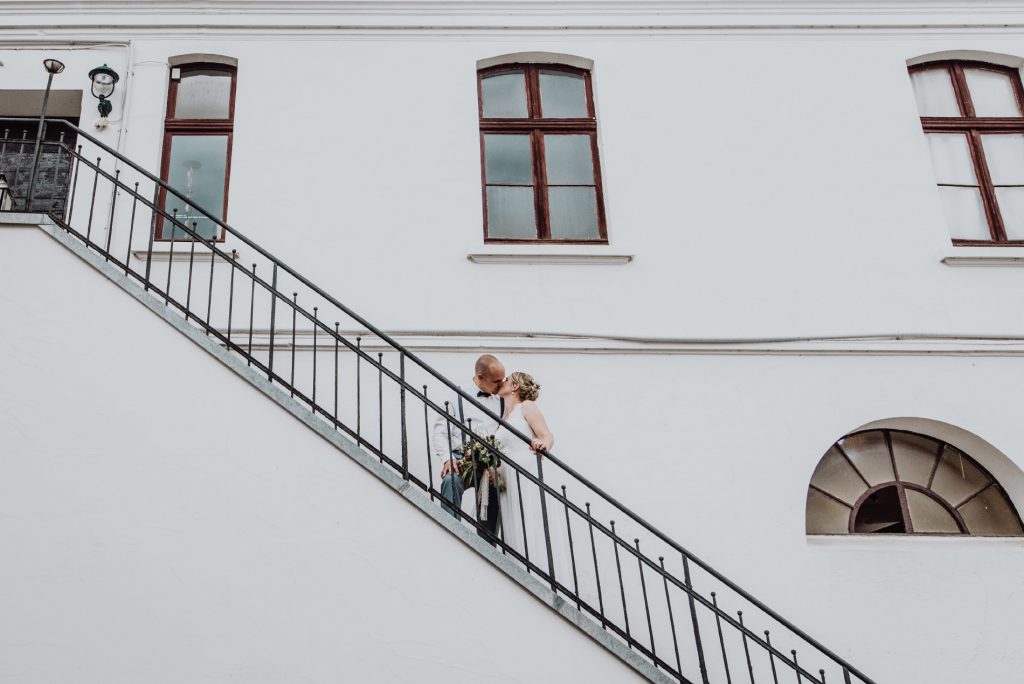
[467,244,634,265]
[940,246,1024,267]
[131,246,241,263]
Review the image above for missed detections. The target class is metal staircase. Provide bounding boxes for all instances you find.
[0,117,878,684]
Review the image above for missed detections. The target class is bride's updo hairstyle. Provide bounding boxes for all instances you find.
[511,371,541,401]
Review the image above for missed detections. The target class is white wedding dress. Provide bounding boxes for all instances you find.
[495,404,572,588]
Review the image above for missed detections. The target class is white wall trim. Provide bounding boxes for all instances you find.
[131,247,243,263]
[168,52,238,67]
[6,2,1024,33]
[477,51,593,70]
[939,245,1024,266]
[214,330,1024,356]
[8,1,1024,19]
[467,251,633,265]
[907,48,1024,68]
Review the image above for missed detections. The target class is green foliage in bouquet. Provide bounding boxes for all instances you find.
[460,434,506,492]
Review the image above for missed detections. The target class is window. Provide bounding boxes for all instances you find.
[478,64,607,243]
[909,61,1024,244]
[806,429,1024,535]
[157,61,237,240]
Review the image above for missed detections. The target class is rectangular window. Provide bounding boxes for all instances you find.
[157,64,236,241]
[478,64,607,243]
[910,61,1024,244]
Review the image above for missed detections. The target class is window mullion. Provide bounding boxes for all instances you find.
[951,63,975,118]
[526,65,541,119]
[895,483,915,533]
[533,129,550,240]
[968,130,1007,241]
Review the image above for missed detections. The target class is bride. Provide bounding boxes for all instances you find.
[494,372,569,583]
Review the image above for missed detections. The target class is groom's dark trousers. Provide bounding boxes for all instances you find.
[440,465,500,541]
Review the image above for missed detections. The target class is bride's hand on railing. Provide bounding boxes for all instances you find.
[530,437,551,454]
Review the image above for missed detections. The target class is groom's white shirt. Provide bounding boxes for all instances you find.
[430,383,504,464]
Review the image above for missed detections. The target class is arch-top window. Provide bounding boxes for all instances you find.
[477,64,607,243]
[157,61,237,241]
[909,61,1024,244]
[806,429,1024,535]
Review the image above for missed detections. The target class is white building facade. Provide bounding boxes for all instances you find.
[2,2,1024,683]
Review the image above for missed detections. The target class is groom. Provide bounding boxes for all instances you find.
[431,354,506,539]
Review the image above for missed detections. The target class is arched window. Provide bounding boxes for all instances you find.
[157,57,238,241]
[477,61,607,243]
[806,429,1024,535]
[909,60,1024,244]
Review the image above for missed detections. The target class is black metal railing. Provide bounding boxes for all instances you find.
[0,125,76,215]
[1,117,877,684]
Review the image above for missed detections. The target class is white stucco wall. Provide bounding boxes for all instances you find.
[3,3,1024,683]
[0,225,641,683]
[3,217,1024,683]
[7,25,1024,341]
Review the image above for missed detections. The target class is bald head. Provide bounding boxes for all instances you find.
[475,354,501,376]
[474,354,506,395]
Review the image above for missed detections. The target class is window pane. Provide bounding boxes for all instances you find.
[959,486,1024,536]
[481,71,528,118]
[931,446,990,506]
[806,488,852,534]
[927,134,978,184]
[544,135,595,185]
[484,134,533,184]
[995,187,1024,239]
[891,433,941,487]
[980,134,1024,183]
[486,186,536,238]
[162,135,228,239]
[964,68,1021,117]
[173,69,232,119]
[938,187,990,240]
[810,446,870,506]
[548,187,600,239]
[911,68,960,117]
[853,485,906,533]
[539,70,588,118]
[837,433,894,486]
[905,490,961,533]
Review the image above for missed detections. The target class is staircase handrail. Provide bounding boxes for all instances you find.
[7,116,875,684]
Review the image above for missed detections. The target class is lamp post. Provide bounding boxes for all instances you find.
[88,63,120,129]
[26,58,65,212]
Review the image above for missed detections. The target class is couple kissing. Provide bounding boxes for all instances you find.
[431,354,555,553]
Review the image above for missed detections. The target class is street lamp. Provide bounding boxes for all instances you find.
[88,63,120,127]
[25,58,65,212]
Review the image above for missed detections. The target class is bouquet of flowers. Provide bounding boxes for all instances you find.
[459,434,505,523]
[459,434,505,492]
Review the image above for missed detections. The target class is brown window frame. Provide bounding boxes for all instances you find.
[156,62,237,241]
[910,60,1024,245]
[807,428,1024,536]
[478,63,608,244]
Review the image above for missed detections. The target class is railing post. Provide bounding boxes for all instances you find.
[535,453,557,591]
[400,352,409,480]
[143,182,159,290]
[267,263,278,381]
[683,554,710,684]
[103,168,120,258]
